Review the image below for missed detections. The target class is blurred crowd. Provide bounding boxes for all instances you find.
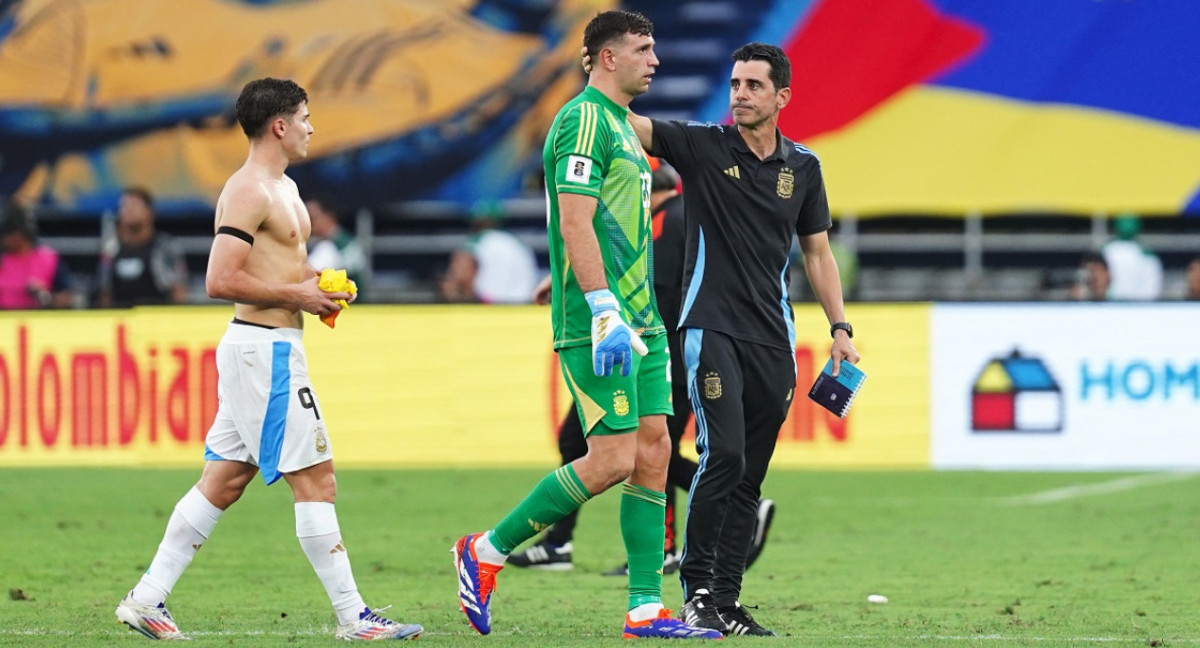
[2,192,1197,311]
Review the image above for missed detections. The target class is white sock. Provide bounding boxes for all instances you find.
[628,602,665,622]
[131,487,223,606]
[295,502,366,626]
[474,530,508,566]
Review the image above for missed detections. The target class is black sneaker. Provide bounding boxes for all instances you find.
[745,499,776,570]
[507,540,572,571]
[719,603,777,637]
[603,551,681,577]
[679,589,725,632]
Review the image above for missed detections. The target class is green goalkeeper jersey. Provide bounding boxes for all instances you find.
[543,86,664,349]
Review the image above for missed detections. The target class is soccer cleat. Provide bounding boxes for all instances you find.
[335,606,423,641]
[453,533,502,635]
[719,603,777,637]
[623,608,724,639]
[604,551,681,577]
[115,592,190,641]
[507,540,573,571]
[745,499,776,571]
[679,589,726,633]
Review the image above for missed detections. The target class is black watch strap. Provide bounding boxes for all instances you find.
[831,321,853,338]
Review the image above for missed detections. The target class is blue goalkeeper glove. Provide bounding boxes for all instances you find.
[584,289,648,377]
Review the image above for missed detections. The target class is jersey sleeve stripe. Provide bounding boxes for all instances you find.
[574,103,598,157]
[573,104,588,154]
[586,104,597,156]
[587,104,598,156]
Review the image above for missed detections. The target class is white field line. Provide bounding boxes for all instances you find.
[3,629,1198,642]
[1000,472,1199,506]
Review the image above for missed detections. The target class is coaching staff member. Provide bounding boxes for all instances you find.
[598,41,860,635]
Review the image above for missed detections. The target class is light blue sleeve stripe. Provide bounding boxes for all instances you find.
[678,227,706,324]
[779,264,797,377]
[258,341,292,486]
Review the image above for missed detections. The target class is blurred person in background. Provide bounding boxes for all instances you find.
[95,187,188,307]
[439,199,539,304]
[0,198,73,309]
[1070,251,1111,301]
[1185,256,1200,301]
[305,194,368,297]
[1101,212,1162,300]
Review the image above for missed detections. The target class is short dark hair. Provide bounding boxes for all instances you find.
[121,186,154,209]
[1081,251,1108,268]
[583,10,653,62]
[0,198,35,240]
[731,42,791,91]
[235,78,308,138]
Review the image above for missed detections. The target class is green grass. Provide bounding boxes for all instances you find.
[2,468,1199,647]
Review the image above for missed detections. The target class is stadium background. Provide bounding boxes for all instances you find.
[2,2,1200,645]
[1,0,1196,469]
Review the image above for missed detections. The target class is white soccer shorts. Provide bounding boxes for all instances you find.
[203,322,333,484]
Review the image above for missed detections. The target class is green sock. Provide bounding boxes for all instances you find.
[620,482,667,610]
[492,465,591,554]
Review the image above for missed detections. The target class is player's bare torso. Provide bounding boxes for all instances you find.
[214,167,312,329]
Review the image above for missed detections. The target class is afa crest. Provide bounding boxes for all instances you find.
[613,390,630,416]
[704,372,722,400]
[314,425,329,453]
[777,167,794,199]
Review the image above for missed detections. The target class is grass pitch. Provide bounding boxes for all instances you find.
[1,468,1198,647]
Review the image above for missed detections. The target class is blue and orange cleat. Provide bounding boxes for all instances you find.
[453,533,502,635]
[623,608,724,640]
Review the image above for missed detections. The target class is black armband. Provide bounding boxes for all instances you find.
[216,225,254,246]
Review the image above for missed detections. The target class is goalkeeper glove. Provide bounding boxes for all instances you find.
[585,289,648,377]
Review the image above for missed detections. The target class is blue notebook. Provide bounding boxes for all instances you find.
[807,359,866,418]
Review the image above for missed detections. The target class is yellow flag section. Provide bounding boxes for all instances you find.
[813,86,1200,215]
[0,304,931,468]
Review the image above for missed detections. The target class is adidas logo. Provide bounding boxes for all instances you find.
[723,166,740,179]
[330,542,346,554]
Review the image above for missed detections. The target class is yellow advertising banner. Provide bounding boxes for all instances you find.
[0,304,930,468]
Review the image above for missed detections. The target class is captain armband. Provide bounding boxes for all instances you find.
[216,225,254,246]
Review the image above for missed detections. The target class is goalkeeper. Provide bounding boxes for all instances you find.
[453,10,720,641]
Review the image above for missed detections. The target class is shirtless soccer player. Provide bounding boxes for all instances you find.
[115,78,422,642]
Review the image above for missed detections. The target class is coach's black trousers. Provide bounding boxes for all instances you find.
[679,328,794,607]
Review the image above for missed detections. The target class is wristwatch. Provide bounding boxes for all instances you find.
[830,321,853,338]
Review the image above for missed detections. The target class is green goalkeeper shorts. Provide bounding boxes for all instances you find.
[558,333,672,435]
